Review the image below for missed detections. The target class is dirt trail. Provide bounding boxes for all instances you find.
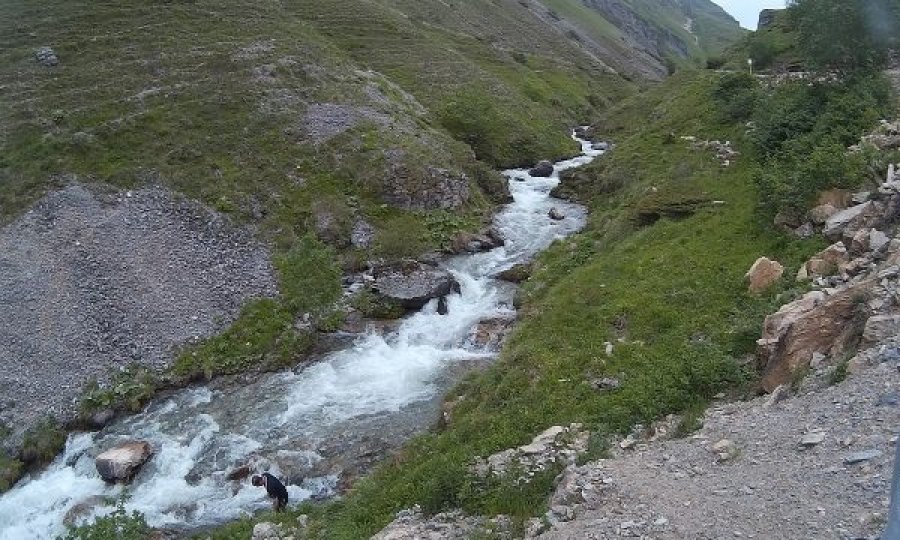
[538,357,899,540]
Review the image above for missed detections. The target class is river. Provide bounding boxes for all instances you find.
[0,132,604,539]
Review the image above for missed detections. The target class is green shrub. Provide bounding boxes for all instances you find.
[20,418,66,466]
[60,504,149,540]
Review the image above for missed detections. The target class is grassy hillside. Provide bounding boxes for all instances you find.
[197,68,844,540]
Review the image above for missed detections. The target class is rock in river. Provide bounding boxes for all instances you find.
[373,261,460,310]
[95,441,154,483]
[529,160,554,178]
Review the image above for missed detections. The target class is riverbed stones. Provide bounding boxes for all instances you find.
[372,261,459,310]
[448,228,504,254]
[95,441,154,483]
[529,160,554,177]
[548,207,565,220]
[745,257,784,293]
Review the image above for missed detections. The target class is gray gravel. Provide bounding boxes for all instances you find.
[0,184,276,439]
[537,356,900,540]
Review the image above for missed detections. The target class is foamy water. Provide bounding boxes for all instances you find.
[0,133,604,539]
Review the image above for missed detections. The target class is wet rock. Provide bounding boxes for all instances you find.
[88,408,115,429]
[592,141,610,151]
[467,316,515,349]
[225,464,252,481]
[372,262,460,310]
[529,160,554,178]
[549,207,565,221]
[95,441,154,483]
[63,495,108,527]
[35,46,59,66]
[745,257,784,293]
[449,229,504,254]
[496,263,532,283]
[437,296,449,315]
[574,126,596,140]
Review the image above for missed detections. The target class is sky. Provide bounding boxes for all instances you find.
[712,0,787,29]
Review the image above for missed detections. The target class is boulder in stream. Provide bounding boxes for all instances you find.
[372,261,460,310]
[95,441,154,483]
[548,207,565,221]
[529,160,554,178]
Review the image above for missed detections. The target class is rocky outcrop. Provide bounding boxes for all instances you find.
[95,441,154,483]
[823,201,878,240]
[745,257,784,293]
[372,261,460,310]
[757,282,870,391]
[471,424,588,481]
[529,160,554,178]
[371,507,508,540]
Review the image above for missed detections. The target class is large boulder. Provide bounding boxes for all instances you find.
[823,201,876,241]
[757,282,872,392]
[745,257,784,293]
[95,441,154,483]
[372,262,460,310]
[529,160,554,178]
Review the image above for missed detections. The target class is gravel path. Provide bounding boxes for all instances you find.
[0,184,276,439]
[539,359,900,540]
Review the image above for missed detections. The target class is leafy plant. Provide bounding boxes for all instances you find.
[60,503,149,540]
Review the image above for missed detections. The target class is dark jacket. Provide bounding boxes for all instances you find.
[262,472,289,503]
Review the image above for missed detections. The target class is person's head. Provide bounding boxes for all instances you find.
[251,475,263,487]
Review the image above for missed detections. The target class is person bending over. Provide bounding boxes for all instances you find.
[251,473,289,512]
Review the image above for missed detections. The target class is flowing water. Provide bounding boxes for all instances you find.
[0,133,604,539]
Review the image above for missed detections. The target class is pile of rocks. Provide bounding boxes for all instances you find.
[370,507,511,540]
[470,424,588,482]
[681,136,739,167]
[855,119,900,152]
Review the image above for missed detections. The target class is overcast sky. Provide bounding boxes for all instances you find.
[712,0,787,29]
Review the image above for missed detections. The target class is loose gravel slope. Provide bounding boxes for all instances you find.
[0,183,276,436]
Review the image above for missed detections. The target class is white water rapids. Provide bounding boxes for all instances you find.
[0,133,604,539]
